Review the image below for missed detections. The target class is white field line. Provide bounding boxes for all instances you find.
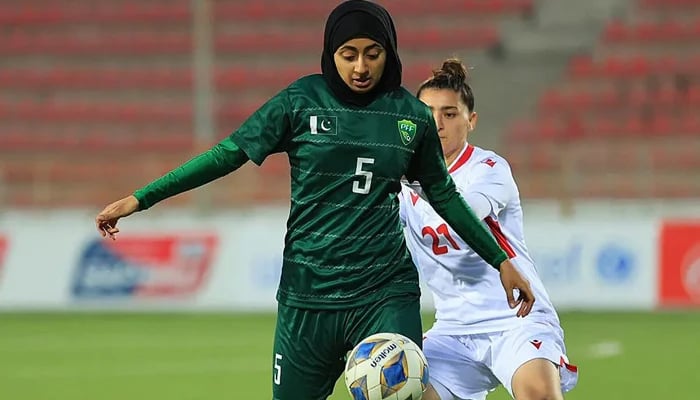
[586,340,623,359]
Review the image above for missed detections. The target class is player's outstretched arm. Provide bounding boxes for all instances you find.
[94,86,292,240]
[95,195,139,240]
[94,138,249,240]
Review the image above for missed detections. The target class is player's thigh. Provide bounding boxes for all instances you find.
[511,358,562,400]
[272,304,346,400]
[490,321,571,399]
[422,333,497,400]
[347,295,423,347]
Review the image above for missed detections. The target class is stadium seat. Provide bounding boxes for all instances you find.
[0,31,192,55]
[640,0,700,8]
[0,101,192,123]
[5,0,696,205]
[0,63,438,94]
[528,145,560,172]
[568,54,700,81]
[602,18,700,43]
[214,0,533,21]
[649,140,700,170]
[0,68,192,89]
[0,1,190,25]
[215,26,500,54]
[679,110,700,135]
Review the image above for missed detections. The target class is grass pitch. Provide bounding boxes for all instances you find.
[1,311,697,399]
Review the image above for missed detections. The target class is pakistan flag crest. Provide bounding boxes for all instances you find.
[397,119,417,145]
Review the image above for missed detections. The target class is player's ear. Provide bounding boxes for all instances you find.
[467,112,478,131]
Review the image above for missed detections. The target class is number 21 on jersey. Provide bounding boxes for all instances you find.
[353,157,374,194]
[422,223,461,255]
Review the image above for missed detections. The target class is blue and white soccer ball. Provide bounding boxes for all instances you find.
[345,332,429,400]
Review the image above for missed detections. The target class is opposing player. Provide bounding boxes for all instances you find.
[399,59,578,400]
[94,2,535,399]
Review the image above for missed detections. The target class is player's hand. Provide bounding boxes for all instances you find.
[95,195,140,240]
[499,259,535,317]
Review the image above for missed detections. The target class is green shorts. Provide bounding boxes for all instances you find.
[271,295,422,400]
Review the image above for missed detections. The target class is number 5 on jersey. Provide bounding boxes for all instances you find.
[353,157,375,194]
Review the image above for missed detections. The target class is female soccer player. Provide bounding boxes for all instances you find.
[94,2,534,399]
[399,59,578,400]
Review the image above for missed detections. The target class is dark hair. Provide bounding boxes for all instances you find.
[417,58,475,112]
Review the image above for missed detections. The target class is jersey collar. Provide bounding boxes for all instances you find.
[447,143,475,174]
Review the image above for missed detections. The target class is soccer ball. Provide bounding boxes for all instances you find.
[345,332,429,400]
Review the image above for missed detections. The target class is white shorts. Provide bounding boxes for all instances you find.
[424,321,578,400]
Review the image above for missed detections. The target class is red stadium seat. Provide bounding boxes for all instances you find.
[538,90,565,111]
[679,112,700,135]
[505,120,538,143]
[0,101,192,124]
[538,118,562,141]
[649,140,700,171]
[0,31,192,55]
[589,116,620,138]
[0,68,193,90]
[640,0,700,9]
[568,54,700,80]
[620,115,645,137]
[213,0,533,21]
[0,1,190,26]
[603,20,629,42]
[215,25,500,55]
[649,114,675,137]
[685,87,700,107]
[603,18,700,43]
[527,149,555,173]
[7,0,698,204]
[568,55,596,78]
[0,63,437,93]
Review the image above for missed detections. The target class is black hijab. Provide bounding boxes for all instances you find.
[321,0,402,106]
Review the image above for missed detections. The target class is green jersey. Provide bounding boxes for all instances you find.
[134,74,507,310]
[231,75,504,308]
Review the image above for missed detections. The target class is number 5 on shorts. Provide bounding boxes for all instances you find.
[274,353,283,385]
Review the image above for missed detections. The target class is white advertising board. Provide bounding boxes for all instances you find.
[0,208,657,311]
[523,217,657,310]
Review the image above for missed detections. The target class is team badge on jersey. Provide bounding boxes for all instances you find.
[310,115,338,135]
[398,119,417,145]
[481,158,497,167]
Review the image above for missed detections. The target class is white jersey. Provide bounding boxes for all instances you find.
[400,143,560,335]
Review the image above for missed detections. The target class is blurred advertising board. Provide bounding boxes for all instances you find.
[72,234,217,299]
[0,235,7,279]
[523,218,656,310]
[0,208,661,311]
[659,221,700,307]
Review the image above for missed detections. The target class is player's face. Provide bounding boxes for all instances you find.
[334,38,386,93]
[419,88,478,162]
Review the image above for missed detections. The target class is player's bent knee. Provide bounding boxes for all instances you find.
[511,358,563,400]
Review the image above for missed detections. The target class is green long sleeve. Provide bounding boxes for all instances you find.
[406,121,508,269]
[421,174,508,269]
[133,138,249,210]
